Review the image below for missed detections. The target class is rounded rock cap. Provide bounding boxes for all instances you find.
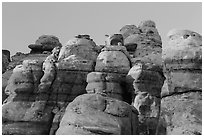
[28,35,62,53]
[138,20,156,28]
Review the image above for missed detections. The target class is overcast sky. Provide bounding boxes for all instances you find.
[2,2,202,56]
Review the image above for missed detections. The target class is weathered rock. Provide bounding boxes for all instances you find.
[95,46,131,74]
[49,105,67,135]
[56,94,138,135]
[2,59,54,135]
[120,25,140,39]
[138,20,156,28]
[162,29,202,96]
[58,35,98,61]
[126,62,165,135]
[2,101,54,135]
[159,92,202,135]
[2,70,13,102]
[120,20,162,58]
[105,34,124,45]
[3,49,11,62]
[2,52,49,103]
[28,35,62,53]
[159,29,202,135]
[57,55,95,71]
[2,53,9,73]
[51,70,88,104]
[86,72,127,101]
[126,62,165,97]
[133,92,161,135]
[163,29,201,70]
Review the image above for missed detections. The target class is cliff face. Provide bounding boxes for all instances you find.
[2,21,202,135]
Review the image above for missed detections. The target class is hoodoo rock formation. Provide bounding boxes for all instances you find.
[2,20,202,135]
[56,34,138,135]
[160,29,202,135]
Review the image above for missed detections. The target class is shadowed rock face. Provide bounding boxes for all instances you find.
[2,53,9,74]
[126,62,165,135]
[105,34,124,46]
[3,50,11,62]
[159,29,202,135]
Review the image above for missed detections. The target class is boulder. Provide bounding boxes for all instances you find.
[28,35,62,53]
[58,35,98,61]
[56,94,138,135]
[95,46,131,74]
[138,20,156,28]
[119,25,140,39]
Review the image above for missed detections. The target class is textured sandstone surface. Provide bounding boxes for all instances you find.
[126,62,165,135]
[95,46,131,74]
[56,93,138,135]
[160,29,202,135]
[120,20,162,58]
[2,24,202,135]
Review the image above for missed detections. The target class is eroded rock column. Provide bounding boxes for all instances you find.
[49,35,99,134]
[2,59,54,135]
[160,29,202,135]
[126,62,165,135]
[56,34,139,135]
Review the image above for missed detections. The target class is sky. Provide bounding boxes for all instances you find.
[2,2,202,56]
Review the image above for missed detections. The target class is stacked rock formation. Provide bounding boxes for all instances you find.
[2,36,62,103]
[120,21,165,135]
[28,35,62,54]
[48,35,99,134]
[2,59,55,135]
[2,35,63,134]
[126,62,165,135]
[56,34,139,135]
[120,20,162,67]
[160,29,202,135]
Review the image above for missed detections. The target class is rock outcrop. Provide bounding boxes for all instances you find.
[126,62,165,134]
[56,35,138,135]
[2,22,202,135]
[160,29,202,135]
